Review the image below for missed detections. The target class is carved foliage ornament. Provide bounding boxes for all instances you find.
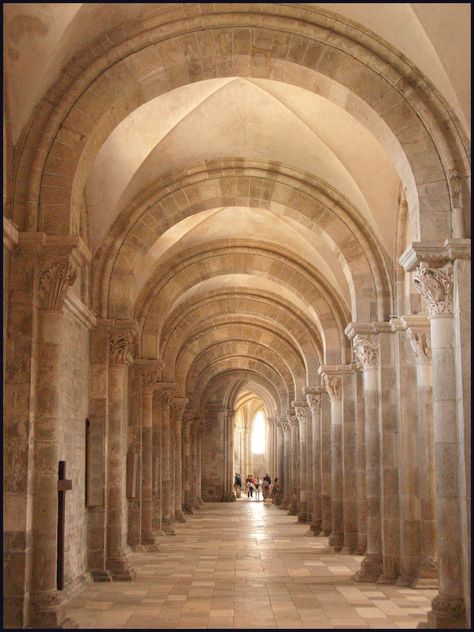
[323,374,342,400]
[143,370,162,387]
[306,392,321,414]
[160,391,174,408]
[353,335,379,369]
[407,329,432,363]
[109,331,134,365]
[38,260,77,309]
[287,413,298,428]
[294,406,307,424]
[413,262,453,316]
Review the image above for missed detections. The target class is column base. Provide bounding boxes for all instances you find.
[222,491,234,502]
[184,504,195,514]
[174,510,187,522]
[91,569,113,582]
[321,524,332,537]
[132,544,147,552]
[425,596,466,629]
[279,498,289,510]
[352,555,383,583]
[29,592,79,629]
[328,532,344,552]
[287,499,298,515]
[396,575,415,587]
[197,497,205,505]
[141,533,160,551]
[107,549,135,581]
[163,524,177,536]
[412,560,438,589]
[342,533,358,554]
[297,511,309,523]
[309,519,322,533]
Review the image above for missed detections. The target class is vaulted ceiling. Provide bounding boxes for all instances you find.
[4,3,469,416]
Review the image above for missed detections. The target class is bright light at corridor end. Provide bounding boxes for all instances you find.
[251,411,266,454]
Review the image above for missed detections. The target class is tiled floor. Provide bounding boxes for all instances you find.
[65,499,435,628]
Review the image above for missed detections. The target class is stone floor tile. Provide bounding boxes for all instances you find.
[63,501,433,629]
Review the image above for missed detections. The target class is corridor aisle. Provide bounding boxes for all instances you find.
[64,501,435,628]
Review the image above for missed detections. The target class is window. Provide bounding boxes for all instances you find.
[251,411,265,454]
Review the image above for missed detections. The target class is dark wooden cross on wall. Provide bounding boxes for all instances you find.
[57,461,72,590]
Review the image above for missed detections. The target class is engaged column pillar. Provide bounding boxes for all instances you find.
[139,365,162,550]
[30,256,78,627]
[279,419,291,509]
[305,388,322,535]
[350,332,383,582]
[405,318,437,588]
[182,412,194,514]
[160,390,176,535]
[320,368,343,552]
[106,328,136,579]
[287,413,299,516]
[413,262,466,628]
[172,398,188,523]
[293,401,309,523]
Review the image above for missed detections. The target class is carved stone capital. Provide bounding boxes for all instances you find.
[38,259,77,310]
[172,397,189,422]
[142,369,162,389]
[160,390,174,409]
[291,401,308,424]
[287,413,298,429]
[413,262,454,316]
[352,334,379,369]
[448,168,463,209]
[323,374,342,400]
[306,391,321,414]
[406,328,432,363]
[109,331,134,366]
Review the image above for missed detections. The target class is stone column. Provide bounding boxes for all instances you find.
[274,419,284,505]
[354,367,367,555]
[222,410,236,501]
[341,367,358,554]
[106,329,135,580]
[404,318,437,587]
[138,366,162,551]
[287,413,299,515]
[293,401,309,523]
[172,398,188,522]
[279,419,290,509]
[350,332,383,582]
[320,369,344,552]
[378,328,401,584]
[305,388,322,535]
[160,390,176,535]
[191,421,200,509]
[320,391,332,536]
[30,256,78,627]
[182,413,194,514]
[197,425,204,505]
[304,406,314,522]
[413,261,466,628]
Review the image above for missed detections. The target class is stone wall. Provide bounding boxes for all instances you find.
[57,309,89,587]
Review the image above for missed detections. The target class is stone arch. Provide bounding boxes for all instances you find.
[183,340,297,403]
[174,322,306,395]
[13,5,469,244]
[95,163,392,322]
[187,356,291,410]
[160,299,322,383]
[139,244,349,364]
[199,371,281,418]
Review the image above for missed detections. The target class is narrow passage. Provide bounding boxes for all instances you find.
[65,501,435,629]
